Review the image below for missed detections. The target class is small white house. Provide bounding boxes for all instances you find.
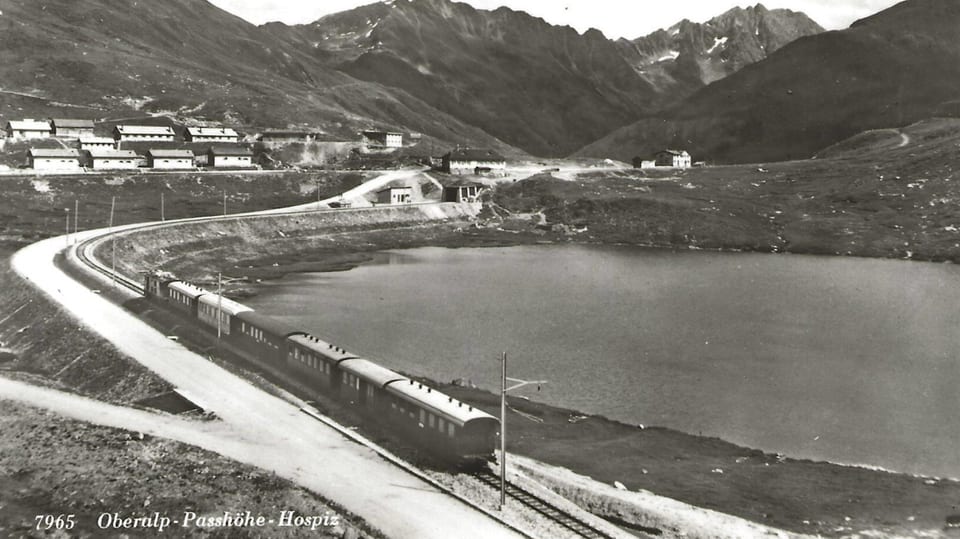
[113,125,176,142]
[654,150,692,169]
[362,130,403,149]
[147,149,195,169]
[208,146,254,168]
[51,118,95,138]
[85,149,140,170]
[184,127,239,143]
[6,120,53,140]
[376,186,413,205]
[29,148,82,171]
[442,148,506,175]
[441,180,484,203]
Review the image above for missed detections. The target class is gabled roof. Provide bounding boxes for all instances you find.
[7,120,52,131]
[114,125,176,136]
[51,118,94,129]
[29,148,80,158]
[186,127,238,137]
[86,149,139,159]
[147,149,194,158]
[208,146,252,156]
[657,149,690,156]
[445,148,506,162]
[363,130,403,136]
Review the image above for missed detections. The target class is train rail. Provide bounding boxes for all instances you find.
[472,469,616,539]
[71,201,454,295]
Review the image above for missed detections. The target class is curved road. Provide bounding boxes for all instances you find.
[5,170,525,539]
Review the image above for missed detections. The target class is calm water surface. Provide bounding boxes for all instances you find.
[244,245,960,478]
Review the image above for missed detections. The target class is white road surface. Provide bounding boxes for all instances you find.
[4,170,525,539]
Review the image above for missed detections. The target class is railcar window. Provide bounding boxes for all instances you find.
[419,410,426,426]
[448,424,455,438]
[428,413,435,428]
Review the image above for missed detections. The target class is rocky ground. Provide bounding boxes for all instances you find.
[0,399,377,539]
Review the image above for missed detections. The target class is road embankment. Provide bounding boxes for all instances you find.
[97,203,482,287]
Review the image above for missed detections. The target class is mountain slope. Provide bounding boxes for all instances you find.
[617,4,823,100]
[0,0,519,154]
[576,0,960,164]
[268,0,659,157]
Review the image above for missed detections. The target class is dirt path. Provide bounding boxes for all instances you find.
[6,172,525,539]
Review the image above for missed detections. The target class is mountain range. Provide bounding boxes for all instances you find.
[1,0,955,165]
[617,4,823,101]
[578,0,960,163]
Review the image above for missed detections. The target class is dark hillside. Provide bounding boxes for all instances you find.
[273,0,658,157]
[0,0,518,154]
[576,0,960,164]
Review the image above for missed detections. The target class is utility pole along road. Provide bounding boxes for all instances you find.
[5,171,525,539]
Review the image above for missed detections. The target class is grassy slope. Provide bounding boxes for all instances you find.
[524,119,960,263]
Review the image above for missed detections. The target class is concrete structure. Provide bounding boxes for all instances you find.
[654,150,692,169]
[147,149,195,170]
[51,118,95,138]
[6,120,52,140]
[85,149,140,170]
[184,127,239,143]
[441,180,484,203]
[376,186,412,205]
[257,131,323,146]
[631,157,656,169]
[28,149,81,171]
[78,137,116,151]
[208,146,254,168]
[362,130,403,149]
[113,125,176,143]
[442,148,506,175]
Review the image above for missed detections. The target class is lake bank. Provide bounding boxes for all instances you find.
[101,205,960,537]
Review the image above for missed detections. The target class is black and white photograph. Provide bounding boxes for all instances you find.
[1,0,958,537]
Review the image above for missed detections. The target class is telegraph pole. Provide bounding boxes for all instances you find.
[500,351,507,510]
[498,352,548,511]
[109,196,116,287]
[73,199,78,242]
[216,271,223,340]
[64,208,70,247]
[222,189,227,216]
[161,191,165,222]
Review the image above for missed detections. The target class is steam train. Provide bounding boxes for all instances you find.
[144,272,499,462]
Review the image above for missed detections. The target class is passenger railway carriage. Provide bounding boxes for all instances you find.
[197,294,250,335]
[166,281,206,317]
[287,334,357,392]
[235,311,305,366]
[142,272,499,461]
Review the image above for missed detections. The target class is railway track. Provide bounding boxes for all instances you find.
[72,201,453,295]
[472,469,616,539]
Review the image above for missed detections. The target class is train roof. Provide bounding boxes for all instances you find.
[235,311,307,339]
[167,281,207,300]
[288,334,357,362]
[385,379,498,427]
[197,293,252,316]
[339,358,407,388]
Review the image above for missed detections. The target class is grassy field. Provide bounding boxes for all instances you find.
[500,118,960,263]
